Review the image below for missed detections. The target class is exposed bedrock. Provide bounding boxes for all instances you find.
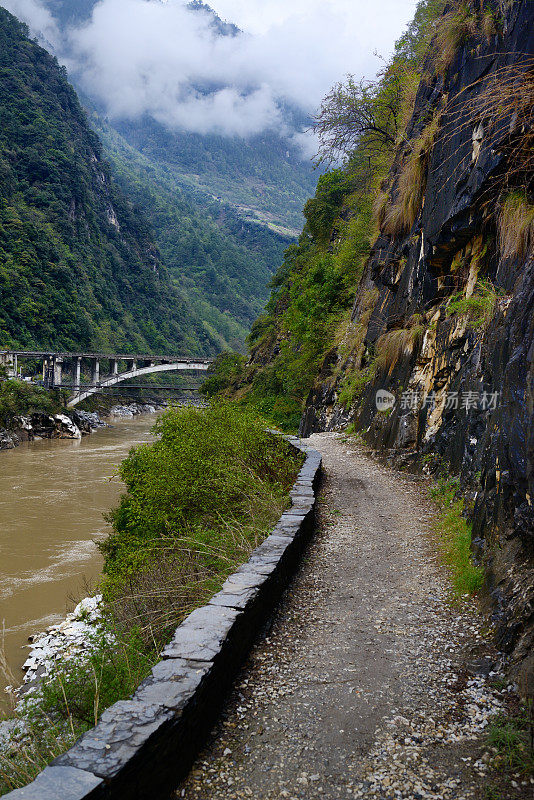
[0,413,83,449]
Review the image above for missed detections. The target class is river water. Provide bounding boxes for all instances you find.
[0,414,159,703]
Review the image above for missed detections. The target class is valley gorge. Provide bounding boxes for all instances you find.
[0,0,534,798]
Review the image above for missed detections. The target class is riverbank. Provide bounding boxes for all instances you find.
[0,413,165,707]
[0,400,175,451]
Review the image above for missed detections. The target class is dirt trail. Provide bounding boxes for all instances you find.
[174,433,521,800]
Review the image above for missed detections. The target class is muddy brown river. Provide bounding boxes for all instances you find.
[0,413,159,704]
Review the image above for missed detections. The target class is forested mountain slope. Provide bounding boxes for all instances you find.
[92,117,295,351]
[226,0,534,686]
[109,115,316,234]
[0,7,217,354]
[22,0,316,348]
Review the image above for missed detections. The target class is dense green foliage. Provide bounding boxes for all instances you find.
[0,9,214,355]
[201,352,247,397]
[101,402,302,642]
[225,0,446,431]
[94,120,293,350]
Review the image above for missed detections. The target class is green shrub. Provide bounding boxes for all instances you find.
[0,380,61,426]
[249,393,304,433]
[304,170,356,246]
[101,401,302,643]
[200,352,246,398]
[446,279,498,329]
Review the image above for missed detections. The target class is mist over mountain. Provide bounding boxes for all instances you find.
[0,0,327,348]
[0,7,217,354]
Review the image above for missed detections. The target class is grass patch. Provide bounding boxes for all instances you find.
[433,1,498,75]
[0,712,83,795]
[434,2,478,74]
[430,476,484,595]
[338,359,378,410]
[383,114,440,236]
[376,320,424,373]
[487,702,534,777]
[0,625,155,794]
[372,190,390,231]
[498,191,534,262]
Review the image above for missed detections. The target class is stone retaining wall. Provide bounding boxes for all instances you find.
[6,436,322,800]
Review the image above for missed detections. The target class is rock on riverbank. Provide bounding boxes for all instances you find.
[0,413,83,450]
[15,596,103,698]
[107,398,202,418]
[108,401,166,418]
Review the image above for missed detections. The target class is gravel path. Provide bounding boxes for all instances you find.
[173,433,528,800]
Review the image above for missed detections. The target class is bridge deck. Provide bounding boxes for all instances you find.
[0,350,213,363]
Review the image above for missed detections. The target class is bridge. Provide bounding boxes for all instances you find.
[0,350,212,408]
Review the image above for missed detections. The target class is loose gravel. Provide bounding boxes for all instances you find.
[173,433,532,800]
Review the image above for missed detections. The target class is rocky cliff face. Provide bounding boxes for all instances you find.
[300,0,534,688]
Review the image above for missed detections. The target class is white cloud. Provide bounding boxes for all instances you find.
[2,0,59,47]
[3,0,419,142]
[210,0,416,40]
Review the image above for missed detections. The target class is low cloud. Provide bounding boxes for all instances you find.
[2,0,59,47]
[3,0,417,144]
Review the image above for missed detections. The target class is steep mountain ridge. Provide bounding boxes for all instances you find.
[0,7,214,354]
[24,0,317,347]
[92,115,297,349]
[236,0,534,686]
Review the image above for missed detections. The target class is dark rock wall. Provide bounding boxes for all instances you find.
[301,0,534,687]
